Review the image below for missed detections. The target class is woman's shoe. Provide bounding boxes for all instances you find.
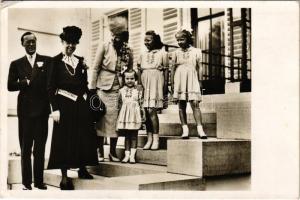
[143,132,153,150]
[197,125,207,139]
[122,151,130,163]
[60,178,74,190]
[150,134,159,150]
[109,154,120,162]
[129,148,137,164]
[181,125,189,139]
[67,178,74,190]
[59,181,68,190]
[78,169,93,179]
[98,157,104,162]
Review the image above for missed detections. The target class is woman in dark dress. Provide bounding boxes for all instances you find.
[47,26,98,190]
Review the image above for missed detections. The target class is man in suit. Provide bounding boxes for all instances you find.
[7,32,51,190]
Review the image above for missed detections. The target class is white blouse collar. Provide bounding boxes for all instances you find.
[62,54,79,69]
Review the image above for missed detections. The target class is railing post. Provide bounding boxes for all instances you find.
[241,8,248,81]
[229,8,234,82]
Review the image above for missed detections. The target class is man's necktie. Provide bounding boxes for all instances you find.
[29,55,34,67]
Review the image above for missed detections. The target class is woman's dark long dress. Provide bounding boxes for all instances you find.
[47,53,98,169]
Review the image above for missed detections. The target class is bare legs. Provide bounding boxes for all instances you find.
[122,130,138,163]
[178,100,207,139]
[143,108,159,150]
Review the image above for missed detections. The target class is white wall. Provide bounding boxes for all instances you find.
[6,8,91,154]
[145,9,164,37]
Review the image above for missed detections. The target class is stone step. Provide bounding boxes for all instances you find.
[7,156,49,184]
[115,146,167,166]
[137,135,204,150]
[44,169,205,190]
[107,173,205,190]
[159,112,216,124]
[162,93,251,114]
[167,138,251,177]
[159,123,216,137]
[216,101,251,139]
[44,169,113,190]
[87,161,166,177]
[136,149,167,166]
[8,183,59,190]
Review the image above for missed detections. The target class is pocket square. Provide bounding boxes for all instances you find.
[37,62,44,67]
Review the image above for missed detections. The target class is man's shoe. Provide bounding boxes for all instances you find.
[34,183,47,190]
[22,184,32,190]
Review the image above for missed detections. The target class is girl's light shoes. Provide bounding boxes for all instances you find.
[143,133,159,150]
[122,151,130,163]
[197,125,207,139]
[98,157,104,162]
[181,125,207,139]
[143,132,153,150]
[181,125,189,139]
[151,134,159,150]
[129,148,137,163]
[122,149,137,164]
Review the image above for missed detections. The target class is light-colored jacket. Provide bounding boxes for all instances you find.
[90,41,133,90]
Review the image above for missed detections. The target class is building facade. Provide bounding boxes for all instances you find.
[89,8,251,95]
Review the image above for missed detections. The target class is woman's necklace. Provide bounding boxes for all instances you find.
[64,62,76,76]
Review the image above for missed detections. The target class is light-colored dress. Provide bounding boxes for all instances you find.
[139,49,168,108]
[173,46,202,101]
[116,86,142,130]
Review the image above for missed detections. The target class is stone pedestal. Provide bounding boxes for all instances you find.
[216,101,251,139]
[225,82,241,94]
[158,112,216,137]
[167,139,251,177]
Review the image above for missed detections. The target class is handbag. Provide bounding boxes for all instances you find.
[87,90,106,123]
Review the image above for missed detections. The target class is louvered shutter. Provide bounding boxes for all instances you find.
[163,8,180,49]
[226,8,251,80]
[90,19,103,64]
[128,8,143,67]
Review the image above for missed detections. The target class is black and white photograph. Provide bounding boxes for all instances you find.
[0,1,298,199]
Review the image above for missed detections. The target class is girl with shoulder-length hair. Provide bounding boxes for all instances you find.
[137,30,169,150]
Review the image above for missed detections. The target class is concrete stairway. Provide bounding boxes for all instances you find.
[7,93,251,191]
[44,164,205,190]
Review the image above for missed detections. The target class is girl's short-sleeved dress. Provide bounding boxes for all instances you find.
[173,46,202,102]
[116,86,142,130]
[139,49,168,108]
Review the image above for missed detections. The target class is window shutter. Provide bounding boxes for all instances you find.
[90,19,102,64]
[163,8,179,48]
[226,9,243,79]
[129,8,142,67]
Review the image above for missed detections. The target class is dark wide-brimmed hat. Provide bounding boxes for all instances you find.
[59,26,82,44]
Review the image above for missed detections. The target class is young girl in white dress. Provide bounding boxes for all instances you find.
[137,31,168,150]
[171,29,207,139]
[117,70,145,163]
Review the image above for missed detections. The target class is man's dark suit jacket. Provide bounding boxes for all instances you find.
[8,54,51,117]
